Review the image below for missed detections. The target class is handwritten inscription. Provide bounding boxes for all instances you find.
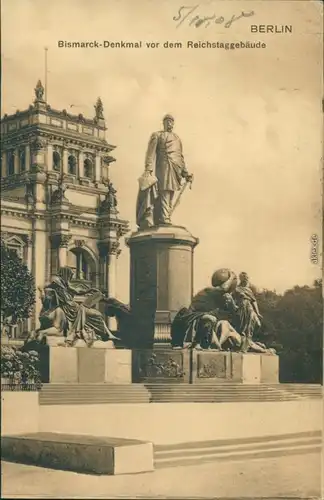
[173,5,255,29]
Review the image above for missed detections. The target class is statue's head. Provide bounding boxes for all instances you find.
[163,114,174,132]
[239,272,249,286]
[43,288,59,308]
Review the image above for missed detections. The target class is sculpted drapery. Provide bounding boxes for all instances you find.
[37,267,117,346]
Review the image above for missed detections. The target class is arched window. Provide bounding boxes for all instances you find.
[7,151,15,176]
[84,158,93,179]
[53,151,61,172]
[68,155,77,175]
[68,248,94,282]
[19,149,26,172]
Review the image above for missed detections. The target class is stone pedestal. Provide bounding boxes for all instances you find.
[40,346,132,384]
[132,348,279,384]
[78,349,132,384]
[46,346,79,383]
[260,354,280,383]
[126,225,199,347]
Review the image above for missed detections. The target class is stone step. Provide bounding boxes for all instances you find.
[148,397,298,403]
[38,383,322,405]
[146,384,322,397]
[40,399,150,406]
[154,444,321,469]
[153,431,322,469]
[41,384,148,390]
[39,384,151,405]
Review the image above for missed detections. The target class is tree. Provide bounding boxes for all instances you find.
[0,241,36,333]
[255,280,323,383]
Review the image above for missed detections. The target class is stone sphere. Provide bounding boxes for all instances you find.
[211,268,238,293]
[211,268,231,287]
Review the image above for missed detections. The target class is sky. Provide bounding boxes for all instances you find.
[1,0,323,302]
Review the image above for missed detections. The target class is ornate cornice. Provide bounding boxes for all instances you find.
[1,205,130,233]
[2,104,107,130]
[1,124,115,154]
[98,217,129,235]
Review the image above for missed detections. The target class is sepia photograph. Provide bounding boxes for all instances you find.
[1,0,323,498]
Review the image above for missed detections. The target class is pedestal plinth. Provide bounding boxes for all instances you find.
[38,346,132,384]
[132,348,279,384]
[126,225,199,347]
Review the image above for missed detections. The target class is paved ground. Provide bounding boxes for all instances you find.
[2,450,322,499]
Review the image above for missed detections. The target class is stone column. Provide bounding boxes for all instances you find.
[79,151,84,178]
[25,144,31,172]
[47,144,53,171]
[51,234,72,272]
[30,137,47,171]
[99,240,120,330]
[25,235,33,332]
[13,149,19,174]
[1,151,7,177]
[33,218,48,330]
[34,173,47,211]
[95,154,101,183]
[26,235,33,273]
[63,148,68,175]
[108,241,121,297]
[107,245,119,330]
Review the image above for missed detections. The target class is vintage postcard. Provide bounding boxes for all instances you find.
[1,0,323,498]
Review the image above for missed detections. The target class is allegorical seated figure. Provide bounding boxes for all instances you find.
[171,269,238,350]
[26,267,119,347]
[171,268,276,355]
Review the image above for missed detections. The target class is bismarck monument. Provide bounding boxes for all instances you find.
[127,114,197,347]
[128,114,279,384]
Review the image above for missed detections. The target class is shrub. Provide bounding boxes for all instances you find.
[1,345,41,385]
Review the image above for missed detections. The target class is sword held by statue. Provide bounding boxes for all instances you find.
[170,173,194,216]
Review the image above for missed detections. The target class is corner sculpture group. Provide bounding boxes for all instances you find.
[25,266,275,356]
[25,113,275,356]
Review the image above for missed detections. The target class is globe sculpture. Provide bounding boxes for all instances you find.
[211,268,238,292]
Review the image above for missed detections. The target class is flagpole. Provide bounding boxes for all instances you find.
[44,47,48,101]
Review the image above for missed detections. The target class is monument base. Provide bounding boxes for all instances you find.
[127,225,199,347]
[39,346,132,384]
[132,347,279,384]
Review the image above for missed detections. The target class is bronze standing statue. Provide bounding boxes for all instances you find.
[233,272,263,351]
[136,114,193,229]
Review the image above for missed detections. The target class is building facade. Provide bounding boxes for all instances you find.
[1,80,129,336]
